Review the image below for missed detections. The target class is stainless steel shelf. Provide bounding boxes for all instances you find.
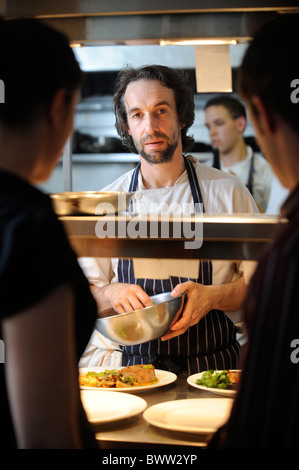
[61,214,286,261]
[72,154,140,163]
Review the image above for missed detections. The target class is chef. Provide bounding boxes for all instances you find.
[79,65,258,375]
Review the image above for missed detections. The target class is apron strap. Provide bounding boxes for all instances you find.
[246,153,254,195]
[212,149,221,170]
[182,155,205,211]
[129,162,140,192]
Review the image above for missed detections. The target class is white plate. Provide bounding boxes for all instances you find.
[143,398,233,434]
[79,367,177,392]
[81,390,147,424]
[187,370,240,397]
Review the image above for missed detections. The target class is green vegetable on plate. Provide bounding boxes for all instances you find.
[196,369,236,390]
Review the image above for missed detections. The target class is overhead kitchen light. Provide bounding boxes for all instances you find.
[70,43,83,48]
[160,38,238,46]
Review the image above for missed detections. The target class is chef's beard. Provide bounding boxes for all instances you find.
[134,133,180,164]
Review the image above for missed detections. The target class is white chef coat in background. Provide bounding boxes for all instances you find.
[207,147,274,212]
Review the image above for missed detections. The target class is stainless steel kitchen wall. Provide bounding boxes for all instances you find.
[5,1,298,46]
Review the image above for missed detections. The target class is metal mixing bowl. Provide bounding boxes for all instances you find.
[50,191,134,216]
[95,292,187,346]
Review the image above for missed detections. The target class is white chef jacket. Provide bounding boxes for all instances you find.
[79,156,258,368]
[266,176,289,215]
[209,146,274,212]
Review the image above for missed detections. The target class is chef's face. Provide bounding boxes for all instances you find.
[124,79,183,164]
[205,105,244,156]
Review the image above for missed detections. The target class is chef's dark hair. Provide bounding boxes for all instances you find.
[204,95,247,120]
[237,14,299,132]
[113,65,195,154]
[0,17,83,128]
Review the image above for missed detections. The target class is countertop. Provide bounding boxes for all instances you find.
[89,371,233,450]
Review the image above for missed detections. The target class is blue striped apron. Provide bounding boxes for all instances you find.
[117,155,240,374]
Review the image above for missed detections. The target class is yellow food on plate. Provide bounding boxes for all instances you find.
[79,364,158,388]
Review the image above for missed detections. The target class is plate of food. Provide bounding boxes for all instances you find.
[81,390,147,424]
[187,369,241,397]
[79,364,177,392]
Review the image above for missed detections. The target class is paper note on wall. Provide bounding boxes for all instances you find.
[195,45,232,93]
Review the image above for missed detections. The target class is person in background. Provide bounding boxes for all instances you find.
[79,65,258,375]
[209,14,299,449]
[0,18,98,449]
[204,95,274,212]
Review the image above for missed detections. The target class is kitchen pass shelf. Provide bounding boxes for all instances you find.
[61,213,285,261]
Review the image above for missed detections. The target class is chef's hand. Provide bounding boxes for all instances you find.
[104,282,153,314]
[161,281,212,341]
[161,276,247,341]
